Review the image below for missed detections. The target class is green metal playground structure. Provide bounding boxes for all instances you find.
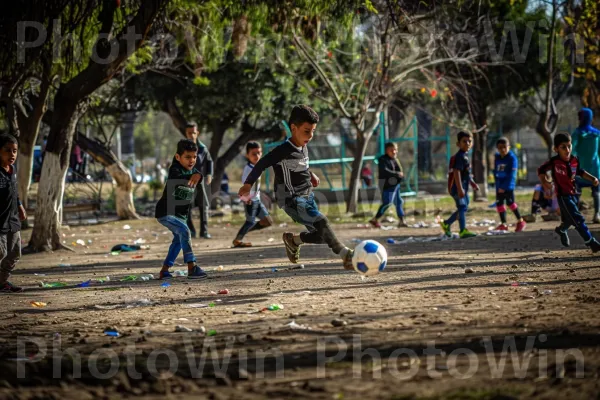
[263,113,454,198]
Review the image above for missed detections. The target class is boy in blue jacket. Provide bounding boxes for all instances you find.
[494,137,526,232]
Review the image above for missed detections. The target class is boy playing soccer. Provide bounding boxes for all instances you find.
[233,142,273,247]
[155,139,208,279]
[494,137,526,232]
[440,131,479,239]
[238,105,354,269]
[538,132,600,252]
[370,142,407,228]
[0,134,27,293]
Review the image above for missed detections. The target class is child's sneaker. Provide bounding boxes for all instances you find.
[515,220,526,232]
[440,221,452,237]
[187,266,208,280]
[159,270,173,280]
[495,224,508,231]
[369,219,382,228]
[282,232,301,264]
[459,229,477,239]
[0,281,23,293]
[232,240,252,248]
[342,249,355,270]
[397,217,408,228]
[554,227,570,247]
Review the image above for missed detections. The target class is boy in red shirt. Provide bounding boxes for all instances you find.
[538,132,600,252]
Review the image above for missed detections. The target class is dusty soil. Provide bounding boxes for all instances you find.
[1,207,600,400]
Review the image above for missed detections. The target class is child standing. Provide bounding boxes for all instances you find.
[155,139,208,280]
[440,131,479,239]
[494,137,526,232]
[370,142,407,228]
[238,105,355,269]
[0,134,27,293]
[233,142,273,247]
[538,132,600,252]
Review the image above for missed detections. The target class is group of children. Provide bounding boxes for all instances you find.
[2,106,600,292]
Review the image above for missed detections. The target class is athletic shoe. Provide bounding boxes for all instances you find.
[369,219,382,228]
[554,227,570,247]
[397,218,408,228]
[440,221,452,237]
[459,229,477,239]
[200,233,212,239]
[187,266,208,280]
[232,240,252,248]
[0,281,23,293]
[588,239,600,253]
[342,249,355,270]
[515,220,527,232]
[159,270,173,280]
[593,213,600,224]
[495,224,509,231]
[283,232,301,264]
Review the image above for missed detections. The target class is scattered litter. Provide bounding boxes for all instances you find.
[175,325,193,333]
[263,304,283,311]
[279,223,288,228]
[464,268,474,274]
[471,219,496,227]
[271,267,278,273]
[411,221,440,229]
[104,329,120,337]
[268,238,275,242]
[140,274,154,281]
[387,233,459,244]
[207,329,217,336]
[218,289,229,295]
[39,282,67,288]
[510,282,529,286]
[186,303,209,308]
[97,276,111,283]
[30,301,47,308]
[58,263,71,267]
[131,255,144,259]
[110,251,120,256]
[34,273,46,277]
[174,270,187,277]
[76,280,91,288]
[286,320,311,331]
[120,275,138,282]
[208,302,216,307]
[111,244,147,252]
[123,225,131,230]
[95,298,153,310]
[161,282,171,288]
[216,265,224,271]
[94,304,119,310]
[351,238,362,243]
[331,319,347,327]
[542,290,552,295]
[76,239,85,246]
[485,230,512,236]
[133,238,147,244]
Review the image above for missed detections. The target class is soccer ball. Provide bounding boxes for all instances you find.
[352,240,387,276]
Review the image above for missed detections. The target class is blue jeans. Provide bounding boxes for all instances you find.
[576,177,600,214]
[446,194,469,231]
[557,195,593,243]
[374,186,405,219]
[235,198,270,240]
[158,215,196,267]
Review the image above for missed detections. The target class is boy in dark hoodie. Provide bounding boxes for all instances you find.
[572,108,600,223]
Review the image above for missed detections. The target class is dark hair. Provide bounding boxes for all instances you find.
[246,141,261,153]
[457,131,472,142]
[554,132,571,148]
[177,139,198,155]
[289,105,319,127]
[185,121,197,129]
[0,133,18,148]
[496,137,509,146]
[385,142,397,150]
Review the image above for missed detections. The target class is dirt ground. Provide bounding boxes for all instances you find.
[1,203,600,400]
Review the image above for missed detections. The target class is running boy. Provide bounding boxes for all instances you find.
[238,105,354,269]
[233,142,273,247]
[370,142,407,228]
[0,134,26,293]
[155,139,208,279]
[538,132,600,252]
[494,137,526,232]
[440,131,479,239]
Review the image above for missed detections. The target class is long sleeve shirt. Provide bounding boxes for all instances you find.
[244,139,311,204]
[241,162,260,200]
[377,154,403,190]
[538,155,586,196]
[155,160,201,221]
[0,163,21,234]
[494,150,518,191]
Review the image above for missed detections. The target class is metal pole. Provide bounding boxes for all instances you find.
[413,116,418,193]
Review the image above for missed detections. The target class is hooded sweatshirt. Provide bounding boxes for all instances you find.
[572,108,600,178]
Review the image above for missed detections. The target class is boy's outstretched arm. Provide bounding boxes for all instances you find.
[581,171,599,186]
[239,145,283,197]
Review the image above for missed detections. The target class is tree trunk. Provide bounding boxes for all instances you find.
[535,114,554,159]
[471,108,489,201]
[27,101,79,251]
[76,133,140,219]
[346,134,370,213]
[16,139,34,224]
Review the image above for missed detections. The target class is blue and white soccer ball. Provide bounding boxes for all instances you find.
[352,240,387,276]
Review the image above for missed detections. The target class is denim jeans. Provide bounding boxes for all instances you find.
[445,194,469,232]
[235,198,270,241]
[558,195,593,243]
[576,177,600,214]
[374,185,405,219]
[158,215,196,267]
